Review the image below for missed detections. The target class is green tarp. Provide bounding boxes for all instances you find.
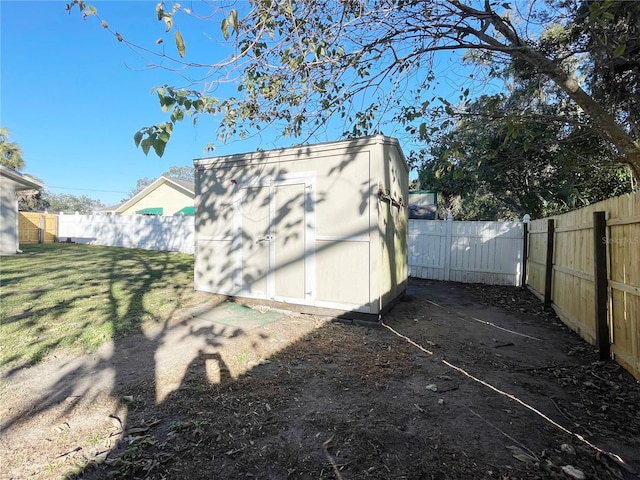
[135,207,163,215]
[174,206,195,216]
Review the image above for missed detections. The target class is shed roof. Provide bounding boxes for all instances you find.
[193,135,409,173]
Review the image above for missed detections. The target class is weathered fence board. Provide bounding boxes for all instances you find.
[409,218,525,286]
[525,190,640,381]
[57,214,195,254]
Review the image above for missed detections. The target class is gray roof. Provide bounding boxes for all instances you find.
[167,177,195,192]
[99,203,123,212]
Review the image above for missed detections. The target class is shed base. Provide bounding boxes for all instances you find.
[205,290,406,327]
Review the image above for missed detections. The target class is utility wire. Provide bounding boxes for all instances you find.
[46,186,129,194]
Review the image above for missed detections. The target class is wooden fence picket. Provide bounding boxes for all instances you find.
[525,190,640,381]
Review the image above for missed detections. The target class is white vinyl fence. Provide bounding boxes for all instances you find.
[58,214,195,254]
[408,217,526,286]
[58,214,525,285]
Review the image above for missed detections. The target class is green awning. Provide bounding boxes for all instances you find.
[174,206,195,216]
[136,207,163,215]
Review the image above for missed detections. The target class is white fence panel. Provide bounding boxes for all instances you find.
[57,215,523,280]
[58,214,195,254]
[409,218,525,286]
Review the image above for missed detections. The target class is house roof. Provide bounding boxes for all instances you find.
[170,178,195,191]
[0,165,44,191]
[116,176,195,214]
[99,203,123,213]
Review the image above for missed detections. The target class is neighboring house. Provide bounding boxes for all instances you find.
[102,176,195,216]
[408,190,438,220]
[0,165,44,255]
[97,204,121,215]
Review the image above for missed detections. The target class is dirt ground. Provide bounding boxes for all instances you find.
[1,279,639,480]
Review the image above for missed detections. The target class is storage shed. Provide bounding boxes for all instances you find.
[193,135,409,320]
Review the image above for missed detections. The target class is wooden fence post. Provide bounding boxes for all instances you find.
[38,214,44,244]
[593,211,610,360]
[544,218,555,308]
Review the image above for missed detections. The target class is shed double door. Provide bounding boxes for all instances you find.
[235,174,315,303]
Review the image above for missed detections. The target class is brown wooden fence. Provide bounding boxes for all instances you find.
[526,190,640,380]
[19,212,58,244]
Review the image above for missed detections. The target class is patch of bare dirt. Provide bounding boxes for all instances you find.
[2,280,639,480]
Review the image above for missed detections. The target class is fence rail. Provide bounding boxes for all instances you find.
[57,214,195,254]
[526,190,640,381]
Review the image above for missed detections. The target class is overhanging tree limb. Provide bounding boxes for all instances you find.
[66,0,640,179]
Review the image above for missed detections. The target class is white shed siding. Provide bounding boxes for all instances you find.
[194,136,409,318]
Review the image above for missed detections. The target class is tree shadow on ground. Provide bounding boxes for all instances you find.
[64,281,640,480]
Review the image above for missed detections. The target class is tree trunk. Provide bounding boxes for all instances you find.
[483,12,640,179]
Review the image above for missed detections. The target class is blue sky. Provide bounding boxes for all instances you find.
[2,1,483,206]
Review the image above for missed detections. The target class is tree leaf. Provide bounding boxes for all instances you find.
[161,121,173,134]
[140,138,152,155]
[613,43,626,58]
[229,9,238,32]
[419,123,427,139]
[82,5,97,18]
[221,18,229,40]
[152,138,167,157]
[171,108,184,122]
[101,20,108,29]
[164,15,173,32]
[175,30,185,58]
[115,32,123,42]
[161,96,175,112]
[156,2,164,21]
[133,131,143,147]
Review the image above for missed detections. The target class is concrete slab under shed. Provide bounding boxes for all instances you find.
[193,302,285,329]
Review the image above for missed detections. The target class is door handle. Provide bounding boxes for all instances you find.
[255,235,273,244]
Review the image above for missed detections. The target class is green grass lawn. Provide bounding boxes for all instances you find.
[0,244,199,371]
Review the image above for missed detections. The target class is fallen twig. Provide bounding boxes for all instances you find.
[438,386,459,393]
[322,436,344,480]
[55,446,82,459]
[467,408,539,462]
[512,364,569,372]
[549,398,594,437]
[414,404,427,415]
